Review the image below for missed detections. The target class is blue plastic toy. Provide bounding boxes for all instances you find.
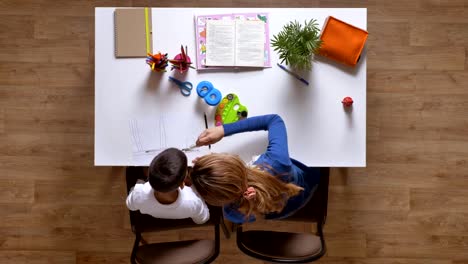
[196,81,222,106]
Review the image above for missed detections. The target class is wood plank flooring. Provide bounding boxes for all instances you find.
[1,0,467,263]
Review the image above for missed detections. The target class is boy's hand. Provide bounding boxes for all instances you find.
[196,126,224,146]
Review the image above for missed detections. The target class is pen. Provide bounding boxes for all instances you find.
[182,144,198,152]
[204,112,211,150]
[145,149,160,153]
[276,63,309,86]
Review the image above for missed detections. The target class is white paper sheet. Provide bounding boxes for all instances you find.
[129,113,211,166]
[235,20,265,67]
[205,20,235,66]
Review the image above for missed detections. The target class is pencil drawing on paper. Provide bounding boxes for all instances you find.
[129,113,209,165]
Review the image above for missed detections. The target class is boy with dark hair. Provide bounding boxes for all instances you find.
[126,148,210,224]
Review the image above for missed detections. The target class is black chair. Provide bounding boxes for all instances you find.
[126,166,225,264]
[236,165,330,263]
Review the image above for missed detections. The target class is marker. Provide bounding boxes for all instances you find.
[276,63,309,86]
[204,112,211,150]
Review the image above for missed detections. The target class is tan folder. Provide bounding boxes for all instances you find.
[114,8,152,57]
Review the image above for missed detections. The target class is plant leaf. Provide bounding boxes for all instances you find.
[271,19,322,70]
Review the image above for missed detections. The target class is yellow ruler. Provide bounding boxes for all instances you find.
[144,7,151,54]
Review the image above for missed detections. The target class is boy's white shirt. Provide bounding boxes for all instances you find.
[126,182,210,224]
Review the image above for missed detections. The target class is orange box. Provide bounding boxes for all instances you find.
[319,16,368,67]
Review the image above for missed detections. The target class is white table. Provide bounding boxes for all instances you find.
[95,8,367,167]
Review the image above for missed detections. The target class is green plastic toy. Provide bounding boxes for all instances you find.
[214,93,248,126]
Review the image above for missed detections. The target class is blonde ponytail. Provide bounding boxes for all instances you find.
[235,166,303,217]
[191,154,303,218]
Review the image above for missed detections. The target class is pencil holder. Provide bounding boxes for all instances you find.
[169,45,194,73]
[146,52,169,72]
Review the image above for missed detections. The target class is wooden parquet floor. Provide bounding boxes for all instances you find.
[1,0,468,263]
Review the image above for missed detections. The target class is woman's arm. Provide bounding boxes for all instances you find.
[197,114,291,167]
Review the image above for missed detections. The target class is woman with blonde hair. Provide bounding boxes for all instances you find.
[190,114,321,223]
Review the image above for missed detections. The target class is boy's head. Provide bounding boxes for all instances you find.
[148,148,188,193]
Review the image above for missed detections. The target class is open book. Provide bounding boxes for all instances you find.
[205,20,265,67]
[195,13,271,70]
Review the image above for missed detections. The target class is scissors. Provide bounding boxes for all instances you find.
[168,76,193,96]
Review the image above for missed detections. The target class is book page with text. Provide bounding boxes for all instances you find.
[235,20,265,67]
[206,20,235,66]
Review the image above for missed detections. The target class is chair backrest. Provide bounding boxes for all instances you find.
[125,166,221,264]
[235,165,330,263]
[285,162,329,224]
[129,204,222,233]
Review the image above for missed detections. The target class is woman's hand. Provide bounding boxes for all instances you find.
[196,126,224,146]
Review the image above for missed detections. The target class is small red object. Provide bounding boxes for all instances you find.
[342,96,353,107]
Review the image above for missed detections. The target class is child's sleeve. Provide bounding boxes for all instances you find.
[191,199,210,224]
[126,184,144,211]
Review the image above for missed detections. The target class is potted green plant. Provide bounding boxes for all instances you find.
[271,19,322,71]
